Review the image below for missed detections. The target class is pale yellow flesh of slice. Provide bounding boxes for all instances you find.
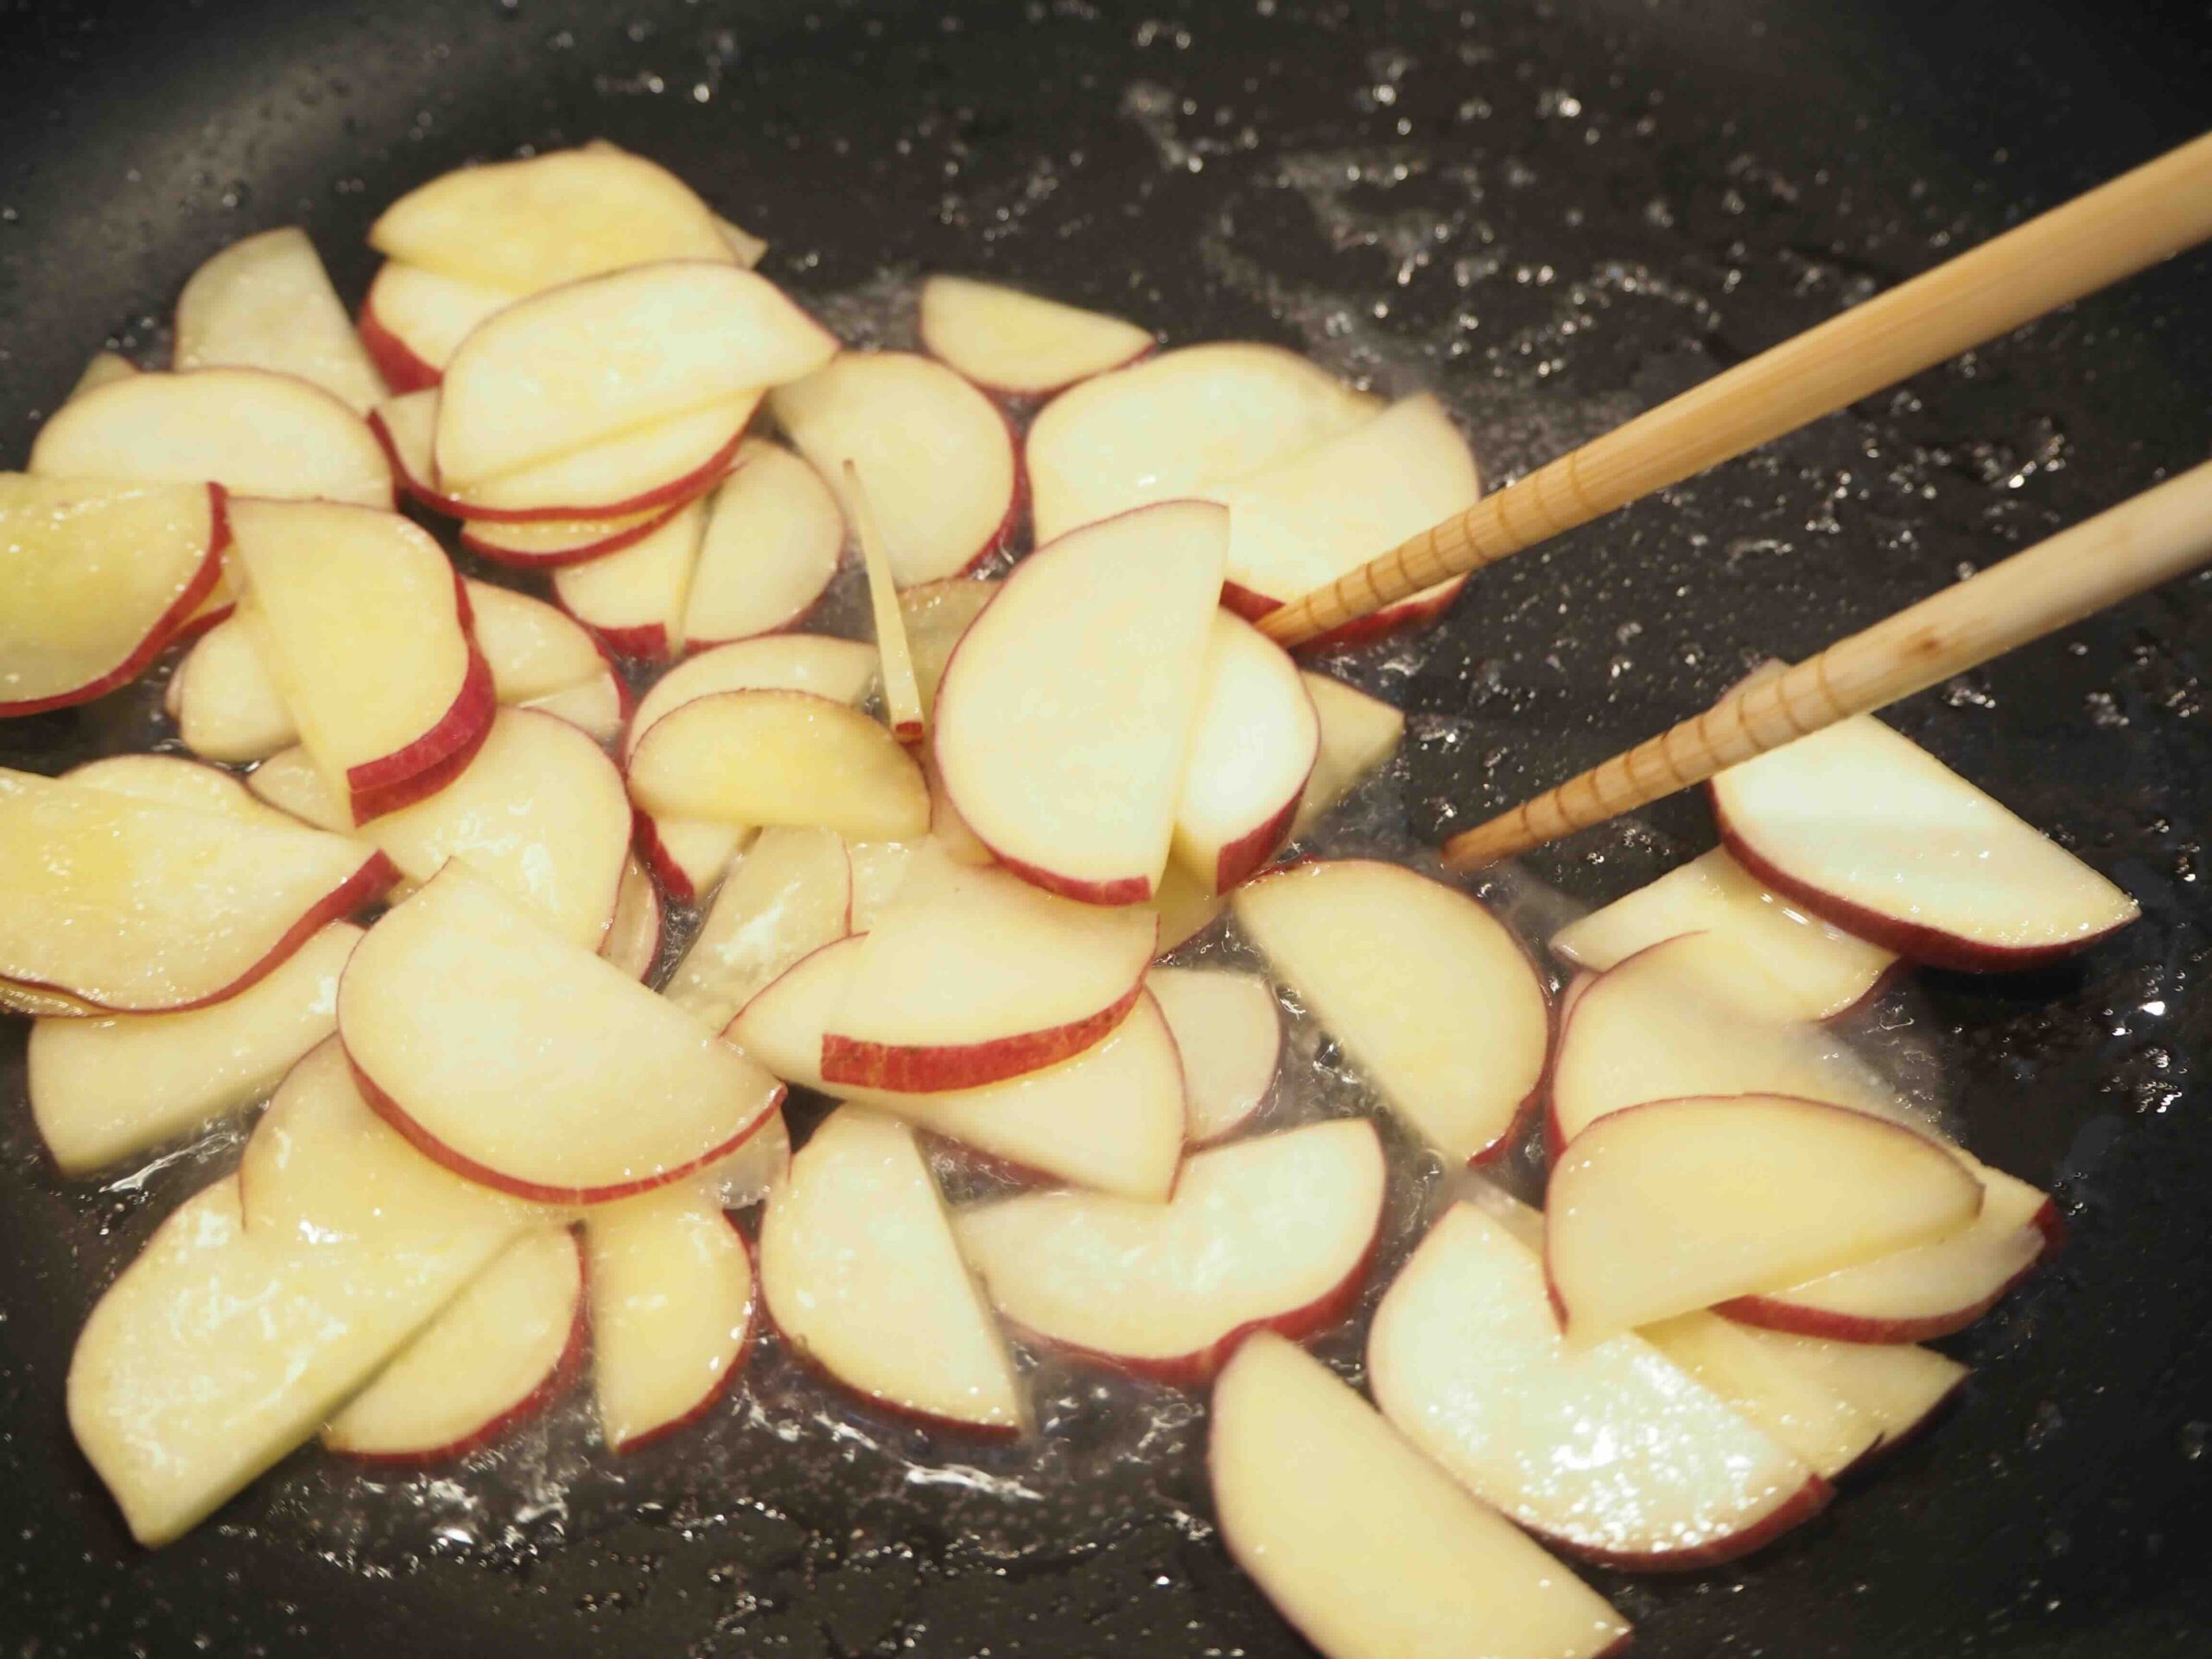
[31,368,394,507]
[175,226,389,414]
[842,459,925,738]
[63,753,302,834]
[823,858,1154,1058]
[365,262,521,374]
[1735,1327,1967,1443]
[462,577,609,702]
[237,1038,539,1245]
[1546,1094,1985,1339]
[758,1107,1026,1431]
[624,634,880,763]
[931,499,1228,901]
[600,858,664,981]
[0,476,219,710]
[368,388,441,492]
[68,351,138,399]
[1548,931,1911,1145]
[953,1120,1384,1365]
[917,275,1153,396]
[442,395,759,518]
[1210,392,1478,611]
[322,1225,582,1458]
[1552,847,1897,1022]
[728,937,1185,1202]
[627,690,929,842]
[1145,967,1281,1143]
[1290,671,1404,839]
[522,671,627,743]
[898,579,1000,717]
[843,838,918,933]
[550,499,707,655]
[30,923,359,1176]
[1171,611,1318,893]
[1641,1313,1881,1477]
[337,865,783,1201]
[1024,341,1380,543]
[0,767,378,1011]
[665,825,853,1028]
[242,747,365,836]
[642,818,753,902]
[435,262,833,486]
[246,710,631,950]
[683,441,845,647]
[168,618,297,762]
[67,1173,524,1546]
[1149,860,1228,957]
[463,504,668,559]
[1740,1158,2051,1329]
[225,499,475,792]
[1211,1332,1630,1659]
[1231,859,1549,1164]
[770,352,1016,586]
[1368,1204,1820,1565]
[586,1182,756,1449]
[370,145,734,291]
[1711,714,2138,961]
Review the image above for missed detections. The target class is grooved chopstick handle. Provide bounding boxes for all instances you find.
[1441,458,2212,867]
[1260,130,2212,650]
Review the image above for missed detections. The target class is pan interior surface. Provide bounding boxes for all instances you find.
[0,1,2208,1655]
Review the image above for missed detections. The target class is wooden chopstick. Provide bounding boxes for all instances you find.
[1439,459,2212,868]
[1255,130,2212,652]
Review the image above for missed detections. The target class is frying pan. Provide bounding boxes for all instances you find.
[3,0,2209,1653]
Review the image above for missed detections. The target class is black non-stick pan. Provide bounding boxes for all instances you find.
[3,1,2209,1653]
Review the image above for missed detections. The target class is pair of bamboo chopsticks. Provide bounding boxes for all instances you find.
[1251,130,2212,868]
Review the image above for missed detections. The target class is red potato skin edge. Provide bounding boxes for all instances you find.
[166,598,235,646]
[370,401,746,526]
[915,293,1156,400]
[985,847,1155,908]
[1205,752,1317,895]
[563,611,675,664]
[630,809,716,906]
[1716,1195,2062,1344]
[344,568,495,819]
[1234,855,1552,1167]
[0,483,231,717]
[607,1216,760,1453]
[998,1213,1384,1389]
[1711,785,2138,973]
[819,980,1147,1094]
[1539,929,1814,1159]
[460,499,687,569]
[1179,995,1281,1150]
[758,1287,1027,1442]
[1204,1378,1638,1659]
[1541,1091,1987,1337]
[356,300,443,395]
[1529,1471,1834,1573]
[325,1231,592,1466]
[432,429,747,527]
[679,565,842,662]
[343,1044,787,1207]
[2,849,397,1016]
[1220,575,1468,656]
[1840,1370,1972,1478]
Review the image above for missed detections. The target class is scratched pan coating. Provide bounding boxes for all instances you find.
[0,0,2208,1654]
